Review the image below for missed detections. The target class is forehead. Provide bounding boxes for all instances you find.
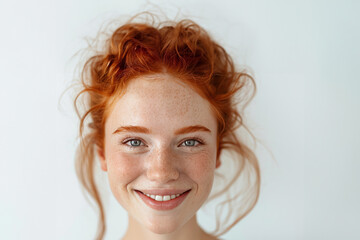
[105,74,217,131]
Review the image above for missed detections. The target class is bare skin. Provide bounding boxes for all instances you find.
[99,73,221,240]
[121,215,219,240]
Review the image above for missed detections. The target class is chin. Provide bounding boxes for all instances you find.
[145,218,182,234]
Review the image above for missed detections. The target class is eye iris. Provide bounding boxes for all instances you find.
[185,140,195,146]
[130,140,141,146]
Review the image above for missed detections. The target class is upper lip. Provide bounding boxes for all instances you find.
[135,189,191,195]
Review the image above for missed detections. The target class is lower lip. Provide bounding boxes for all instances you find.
[135,190,190,211]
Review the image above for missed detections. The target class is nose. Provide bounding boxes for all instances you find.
[146,147,180,183]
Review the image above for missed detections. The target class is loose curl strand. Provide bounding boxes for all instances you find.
[73,13,260,240]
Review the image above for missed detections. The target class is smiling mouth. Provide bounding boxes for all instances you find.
[136,189,191,202]
[135,189,191,210]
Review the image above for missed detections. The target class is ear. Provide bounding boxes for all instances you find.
[97,147,108,171]
[215,158,221,169]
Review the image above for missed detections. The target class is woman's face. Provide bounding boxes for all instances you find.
[99,73,219,233]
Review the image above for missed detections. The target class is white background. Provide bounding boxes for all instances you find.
[0,0,359,239]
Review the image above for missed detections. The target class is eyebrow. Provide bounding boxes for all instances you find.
[112,125,211,135]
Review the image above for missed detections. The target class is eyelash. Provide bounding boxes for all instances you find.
[179,137,204,147]
[121,137,205,148]
[122,137,146,149]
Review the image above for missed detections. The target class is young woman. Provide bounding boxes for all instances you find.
[74,13,260,240]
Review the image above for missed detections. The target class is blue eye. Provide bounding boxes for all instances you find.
[125,139,143,147]
[182,139,200,147]
[130,140,142,146]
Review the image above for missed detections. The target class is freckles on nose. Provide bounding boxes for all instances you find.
[145,151,180,182]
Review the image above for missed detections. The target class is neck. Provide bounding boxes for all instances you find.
[121,214,216,240]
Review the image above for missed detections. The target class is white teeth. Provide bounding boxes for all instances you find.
[155,195,163,201]
[143,193,184,201]
[163,195,171,201]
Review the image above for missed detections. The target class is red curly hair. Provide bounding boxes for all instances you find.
[74,14,260,240]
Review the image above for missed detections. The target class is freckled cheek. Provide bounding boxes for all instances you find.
[106,152,143,192]
[182,152,216,190]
